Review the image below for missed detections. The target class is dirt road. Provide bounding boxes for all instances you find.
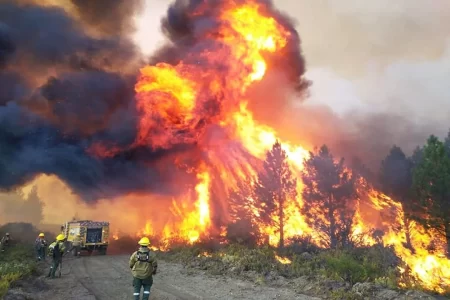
[29,255,320,300]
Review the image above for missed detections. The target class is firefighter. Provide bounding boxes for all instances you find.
[71,233,82,257]
[35,233,47,261]
[129,237,158,300]
[47,234,66,278]
[0,233,11,252]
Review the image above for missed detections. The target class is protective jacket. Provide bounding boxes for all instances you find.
[35,238,47,249]
[129,247,158,279]
[49,241,66,258]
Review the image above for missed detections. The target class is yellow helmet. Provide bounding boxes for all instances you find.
[56,234,65,241]
[39,233,45,237]
[138,237,150,246]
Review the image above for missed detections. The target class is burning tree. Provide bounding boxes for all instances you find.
[229,179,255,222]
[227,179,260,246]
[301,145,357,249]
[379,145,415,252]
[254,141,297,249]
[412,135,450,257]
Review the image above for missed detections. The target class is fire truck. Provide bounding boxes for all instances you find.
[61,220,110,255]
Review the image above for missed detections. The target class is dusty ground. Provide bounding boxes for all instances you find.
[8,255,320,300]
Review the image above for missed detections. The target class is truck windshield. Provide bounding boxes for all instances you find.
[86,228,102,243]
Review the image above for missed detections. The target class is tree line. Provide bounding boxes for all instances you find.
[227,132,450,257]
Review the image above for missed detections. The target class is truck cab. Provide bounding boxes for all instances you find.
[62,220,110,255]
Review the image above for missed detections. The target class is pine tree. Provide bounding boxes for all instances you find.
[229,179,255,222]
[380,146,415,252]
[412,135,450,257]
[301,145,357,249]
[227,179,260,246]
[254,141,297,248]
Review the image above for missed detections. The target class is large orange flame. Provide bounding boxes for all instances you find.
[128,0,450,294]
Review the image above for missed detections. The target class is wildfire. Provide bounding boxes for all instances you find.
[111,0,450,294]
[275,255,292,265]
[198,251,212,258]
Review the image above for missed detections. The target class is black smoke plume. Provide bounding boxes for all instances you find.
[0,0,308,202]
[152,0,309,91]
[0,1,167,201]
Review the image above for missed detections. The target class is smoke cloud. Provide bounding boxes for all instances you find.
[0,0,307,204]
[70,0,144,36]
[0,1,172,200]
[245,0,450,169]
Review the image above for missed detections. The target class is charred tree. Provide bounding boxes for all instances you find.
[301,145,357,249]
[412,135,450,257]
[380,145,416,253]
[254,141,297,249]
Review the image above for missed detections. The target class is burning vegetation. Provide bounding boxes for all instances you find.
[1,0,450,296]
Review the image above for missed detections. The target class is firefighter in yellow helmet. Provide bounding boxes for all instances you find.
[35,233,47,261]
[129,237,158,300]
[47,234,66,278]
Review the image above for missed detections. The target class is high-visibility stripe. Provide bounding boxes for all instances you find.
[133,293,139,295]
[143,291,150,294]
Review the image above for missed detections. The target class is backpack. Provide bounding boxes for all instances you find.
[49,242,60,258]
[136,251,150,262]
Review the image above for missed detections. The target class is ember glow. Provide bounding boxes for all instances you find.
[81,0,450,293]
[275,255,292,265]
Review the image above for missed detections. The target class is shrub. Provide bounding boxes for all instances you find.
[314,246,399,286]
[282,235,321,255]
[0,244,37,298]
[321,251,368,284]
[0,222,54,244]
[226,220,260,247]
[329,289,364,300]
[233,246,275,273]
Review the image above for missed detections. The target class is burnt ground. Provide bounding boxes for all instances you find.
[5,254,320,300]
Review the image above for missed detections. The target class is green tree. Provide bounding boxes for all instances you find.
[411,146,424,166]
[379,145,415,252]
[254,141,297,249]
[412,135,450,257]
[444,129,450,156]
[301,145,357,249]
